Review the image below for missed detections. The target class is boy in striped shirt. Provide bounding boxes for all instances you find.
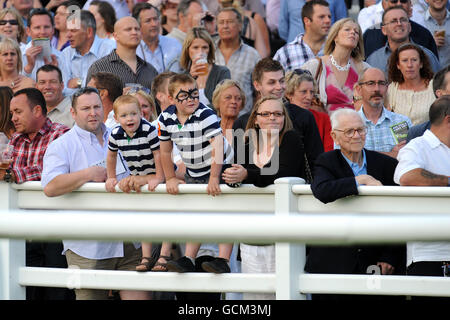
[157,74,234,274]
[105,95,167,272]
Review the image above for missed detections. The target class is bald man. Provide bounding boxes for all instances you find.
[86,16,158,90]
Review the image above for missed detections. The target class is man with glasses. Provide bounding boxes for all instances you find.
[215,7,260,114]
[41,87,150,300]
[394,96,450,300]
[22,8,71,91]
[363,0,438,59]
[355,68,412,158]
[274,0,331,72]
[308,108,405,300]
[366,6,441,75]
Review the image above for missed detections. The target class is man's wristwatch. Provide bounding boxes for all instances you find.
[4,168,13,183]
[77,78,82,88]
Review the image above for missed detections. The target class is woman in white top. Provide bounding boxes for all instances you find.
[387,43,435,126]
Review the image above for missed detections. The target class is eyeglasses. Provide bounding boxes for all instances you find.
[256,111,285,118]
[0,20,19,26]
[383,17,409,26]
[359,80,388,87]
[175,88,199,102]
[334,127,368,138]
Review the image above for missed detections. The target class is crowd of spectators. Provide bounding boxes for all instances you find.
[0,0,449,301]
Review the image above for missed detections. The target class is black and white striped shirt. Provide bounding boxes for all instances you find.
[85,49,158,90]
[157,103,233,178]
[108,118,160,175]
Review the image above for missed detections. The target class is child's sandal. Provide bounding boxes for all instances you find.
[151,255,172,272]
[136,256,156,272]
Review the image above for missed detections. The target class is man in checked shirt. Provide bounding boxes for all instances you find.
[0,87,71,300]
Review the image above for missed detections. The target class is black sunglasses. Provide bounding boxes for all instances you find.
[0,19,19,26]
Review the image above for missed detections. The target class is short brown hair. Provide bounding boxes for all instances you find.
[252,58,284,85]
[168,73,197,98]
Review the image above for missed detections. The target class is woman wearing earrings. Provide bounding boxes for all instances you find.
[301,18,370,113]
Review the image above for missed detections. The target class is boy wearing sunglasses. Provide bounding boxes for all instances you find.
[157,73,234,274]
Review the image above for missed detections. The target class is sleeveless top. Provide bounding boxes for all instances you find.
[324,62,358,112]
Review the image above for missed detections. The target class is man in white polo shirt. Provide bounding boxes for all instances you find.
[394,95,450,299]
[41,87,149,300]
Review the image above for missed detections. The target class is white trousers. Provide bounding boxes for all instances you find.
[240,243,276,300]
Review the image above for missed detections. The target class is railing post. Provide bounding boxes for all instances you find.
[274,177,306,300]
[0,183,25,300]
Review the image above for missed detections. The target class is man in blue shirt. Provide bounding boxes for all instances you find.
[133,2,182,74]
[279,0,347,43]
[355,68,412,158]
[62,10,116,89]
[366,6,441,76]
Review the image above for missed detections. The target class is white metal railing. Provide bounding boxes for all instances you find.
[1,177,450,300]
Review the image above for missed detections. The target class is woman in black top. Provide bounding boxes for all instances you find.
[222,95,305,187]
[222,95,305,300]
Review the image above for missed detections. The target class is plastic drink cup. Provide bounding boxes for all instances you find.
[195,53,208,76]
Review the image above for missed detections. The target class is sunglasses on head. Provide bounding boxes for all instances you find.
[0,19,18,26]
[293,69,312,76]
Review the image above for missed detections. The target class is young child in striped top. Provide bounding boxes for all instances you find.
[105,95,169,272]
[157,73,234,274]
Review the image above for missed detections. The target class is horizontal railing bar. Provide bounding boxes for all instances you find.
[292,184,450,197]
[11,181,275,194]
[3,211,450,244]
[18,267,450,297]
[298,274,450,297]
[19,267,275,293]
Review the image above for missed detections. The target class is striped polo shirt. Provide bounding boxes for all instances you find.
[108,118,160,175]
[157,103,233,178]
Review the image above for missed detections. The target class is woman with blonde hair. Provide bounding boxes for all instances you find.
[180,26,230,107]
[129,89,158,123]
[222,95,305,300]
[0,37,35,92]
[285,69,333,152]
[212,79,246,144]
[301,18,370,113]
[0,8,26,49]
